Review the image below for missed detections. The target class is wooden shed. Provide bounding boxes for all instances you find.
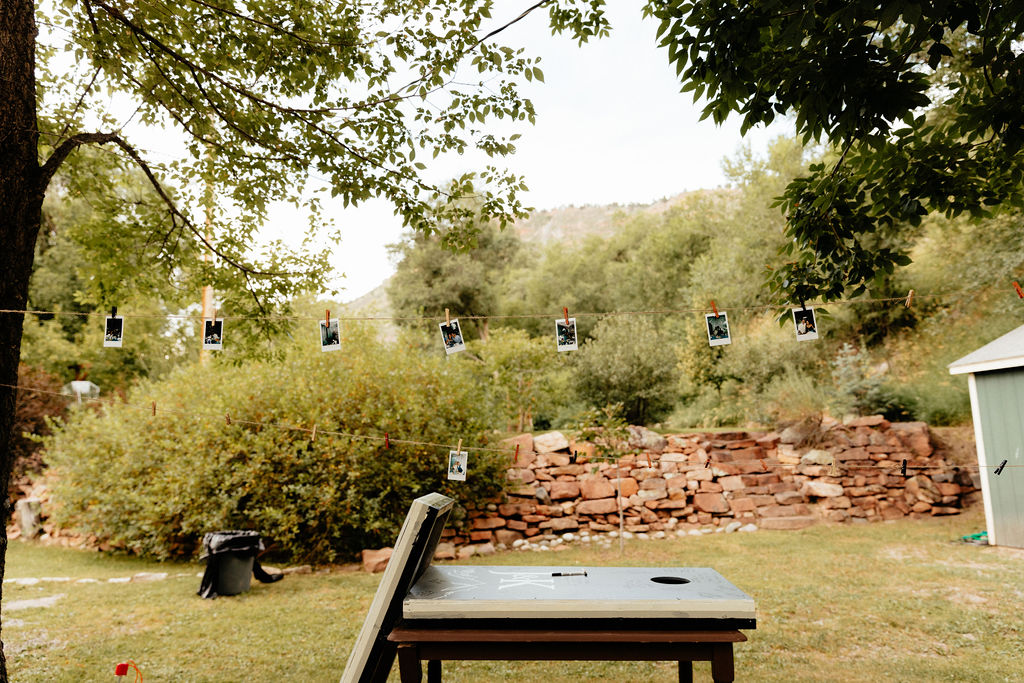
[949,325,1024,548]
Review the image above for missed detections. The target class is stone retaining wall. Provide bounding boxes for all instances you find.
[439,417,980,558]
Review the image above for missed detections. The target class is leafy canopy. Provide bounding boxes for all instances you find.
[646,0,1024,302]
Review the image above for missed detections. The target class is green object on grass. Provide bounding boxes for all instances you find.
[962,531,988,544]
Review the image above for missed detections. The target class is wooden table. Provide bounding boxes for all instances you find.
[387,625,746,683]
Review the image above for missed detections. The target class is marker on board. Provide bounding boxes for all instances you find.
[551,571,587,577]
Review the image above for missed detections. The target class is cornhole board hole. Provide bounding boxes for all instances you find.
[341,493,756,683]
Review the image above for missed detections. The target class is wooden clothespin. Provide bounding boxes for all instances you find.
[384,432,390,449]
[456,438,462,454]
[311,423,317,442]
[445,308,451,326]
[994,459,1007,475]
[225,413,231,426]
[761,458,768,472]
[828,454,841,477]
[1014,282,1024,299]
[212,307,218,323]
[900,459,907,476]
[645,452,652,468]
[711,300,718,317]
[904,290,914,308]
[151,401,156,416]
[325,309,330,326]
[563,307,570,326]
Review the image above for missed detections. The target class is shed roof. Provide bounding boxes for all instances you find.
[949,324,1024,375]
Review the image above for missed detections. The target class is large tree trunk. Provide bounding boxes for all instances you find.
[0,1,43,680]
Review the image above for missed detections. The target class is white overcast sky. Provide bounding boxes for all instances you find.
[314,5,790,301]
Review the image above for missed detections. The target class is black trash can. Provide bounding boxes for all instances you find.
[198,530,282,599]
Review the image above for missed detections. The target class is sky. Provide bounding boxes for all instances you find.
[306,4,791,302]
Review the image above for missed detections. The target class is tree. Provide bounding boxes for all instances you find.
[387,215,521,341]
[1,0,608,675]
[647,1,1024,303]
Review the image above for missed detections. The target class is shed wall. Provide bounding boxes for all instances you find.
[975,368,1024,548]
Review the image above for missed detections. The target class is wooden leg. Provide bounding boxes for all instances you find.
[677,660,693,683]
[427,659,441,683]
[396,644,423,683]
[710,643,735,683]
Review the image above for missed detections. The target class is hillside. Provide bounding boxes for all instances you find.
[345,189,716,313]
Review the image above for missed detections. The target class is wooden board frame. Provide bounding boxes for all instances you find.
[340,492,454,683]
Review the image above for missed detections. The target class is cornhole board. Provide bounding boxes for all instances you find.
[341,493,756,682]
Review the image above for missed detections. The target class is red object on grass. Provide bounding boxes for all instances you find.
[114,663,130,676]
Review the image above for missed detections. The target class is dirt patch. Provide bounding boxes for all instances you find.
[931,426,976,466]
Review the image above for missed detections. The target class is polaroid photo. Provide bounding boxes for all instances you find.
[203,318,223,350]
[792,307,819,342]
[319,318,341,352]
[555,317,578,352]
[103,315,124,348]
[439,319,466,355]
[705,312,731,347]
[447,450,468,481]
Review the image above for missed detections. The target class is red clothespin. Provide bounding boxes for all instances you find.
[325,309,330,326]
[711,300,718,317]
[385,432,390,449]
[563,307,570,326]
[645,452,652,467]
[512,443,519,466]
[904,290,914,308]
[311,424,317,442]
[225,413,231,426]
[761,458,768,472]
[445,308,451,325]
[151,401,156,416]
[1014,282,1024,299]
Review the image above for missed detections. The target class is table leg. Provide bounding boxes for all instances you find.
[427,659,441,683]
[396,644,423,683]
[710,643,735,683]
[677,660,693,683]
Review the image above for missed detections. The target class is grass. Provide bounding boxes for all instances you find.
[3,506,1022,682]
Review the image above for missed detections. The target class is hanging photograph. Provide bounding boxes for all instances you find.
[447,449,468,481]
[103,315,124,348]
[320,318,341,352]
[439,319,466,355]
[705,312,731,347]
[203,318,224,350]
[792,307,818,342]
[555,317,578,352]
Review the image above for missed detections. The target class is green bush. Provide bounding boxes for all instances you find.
[45,326,505,563]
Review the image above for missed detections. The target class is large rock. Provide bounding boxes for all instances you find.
[361,547,393,573]
[906,476,941,504]
[534,431,570,453]
[580,478,616,499]
[15,498,42,539]
[433,542,456,560]
[693,492,730,514]
[800,449,833,465]
[548,481,581,500]
[577,498,619,515]
[803,481,845,498]
[501,433,535,467]
[549,517,580,532]
[759,516,816,530]
[471,516,506,530]
[628,426,668,453]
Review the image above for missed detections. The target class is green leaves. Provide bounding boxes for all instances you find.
[645,0,1024,302]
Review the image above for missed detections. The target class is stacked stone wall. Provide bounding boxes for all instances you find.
[438,417,980,558]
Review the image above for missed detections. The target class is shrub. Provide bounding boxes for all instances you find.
[45,326,505,563]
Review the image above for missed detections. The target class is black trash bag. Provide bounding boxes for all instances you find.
[197,530,283,599]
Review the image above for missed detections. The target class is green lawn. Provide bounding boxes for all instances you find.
[4,506,1022,682]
